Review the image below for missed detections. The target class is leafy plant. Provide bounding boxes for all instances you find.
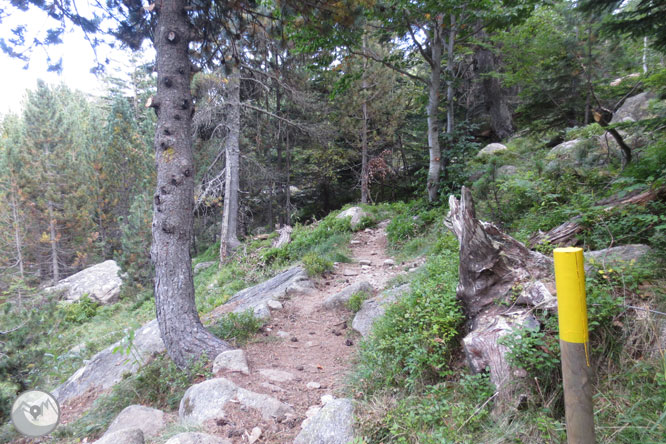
[302,252,333,276]
[59,295,99,325]
[209,310,263,346]
[499,325,560,385]
[347,290,370,313]
[353,234,463,392]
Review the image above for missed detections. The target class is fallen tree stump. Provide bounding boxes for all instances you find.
[272,225,293,248]
[446,187,557,414]
[528,186,666,248]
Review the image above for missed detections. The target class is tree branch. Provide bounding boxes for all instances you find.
[348,49,427,84]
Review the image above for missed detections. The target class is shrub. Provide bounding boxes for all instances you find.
[59,295,99,325]
[346,290,370,313]
[302,252,333,276]
[209,310,263,346]
[353,234,463,392]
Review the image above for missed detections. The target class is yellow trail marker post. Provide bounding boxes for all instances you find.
[554,247,595,444]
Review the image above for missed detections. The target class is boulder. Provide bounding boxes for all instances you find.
[584,244,651,271]
[611,92,657,124]
[52,319,165,404]
[165,433,231,444]
[179,378,293,426]
[497,165,518,178]
[193,261,216,274]
[322,281,374,309]
[226,266,314,318]
[103,405,166,439]
[212,349,249,375]
[93,428,144,444]
[546,138,619,170]
[294,398,355,444]
[352,284,410,337]
[45,260,122,304]
[548,139,583,159]
[336,207,368,229]
[477,143,507,157]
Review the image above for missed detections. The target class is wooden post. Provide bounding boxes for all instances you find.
[554,247,595,444]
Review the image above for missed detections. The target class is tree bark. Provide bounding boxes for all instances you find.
[445,15,456,136]
[220,64,242,261]
[361,33,370,204]
[9,188,24,280]
[446,187,556,412]
[48,201,59,284]
[528,186,666,248]
[152,0,229,369]
[426,18,443,203]
[474,31,514,141]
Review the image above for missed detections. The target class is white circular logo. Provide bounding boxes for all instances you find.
[11,390,60,437]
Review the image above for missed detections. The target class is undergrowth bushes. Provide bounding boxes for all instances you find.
[352,233,463,393]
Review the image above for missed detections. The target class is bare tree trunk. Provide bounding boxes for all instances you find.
[445,15,456,135]
[426,18,443,203]
[361,34,370,204]
[220,64,242,261]
[48,202,59,284]
[152,0,229,369]
[474,30,514,140]
[643,36,648,74]
[9,189,24,280]
[285,129,292,225]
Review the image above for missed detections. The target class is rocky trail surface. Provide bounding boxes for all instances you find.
[30,219,423,444]
[200,220,416,443]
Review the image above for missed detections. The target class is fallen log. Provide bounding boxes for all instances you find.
[528,186,666,248]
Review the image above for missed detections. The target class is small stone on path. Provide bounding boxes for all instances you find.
[276,330,290,339]
[248,427,262,444]
[258,368,296,382]
[260,382,285,392]
[306,381,321,390]
[267,300,283,310]
[359,259,372,266]
[350,240,362,245]
[213,349,250,376]
[383,259,395,266]
[343,269,358,276]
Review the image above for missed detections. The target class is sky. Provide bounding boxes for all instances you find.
[0,2,152,115]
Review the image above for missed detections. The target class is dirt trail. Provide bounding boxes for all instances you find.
[208,221,419,443]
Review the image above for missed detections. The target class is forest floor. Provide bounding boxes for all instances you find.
[203,220,422,443]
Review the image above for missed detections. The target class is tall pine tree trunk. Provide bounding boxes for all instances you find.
[220,64,242,261]
[361,33,370,204]
[48,202,59,284]
[426,18,443,203]
[9,188,24,280]
[445,15,456,135]
[152,0,229,368]
[474,30,514,140]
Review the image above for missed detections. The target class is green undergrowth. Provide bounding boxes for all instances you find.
[259,208,358,272]
[51,354,210,442]
[208,310,264,347]
[0,290,154,427]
